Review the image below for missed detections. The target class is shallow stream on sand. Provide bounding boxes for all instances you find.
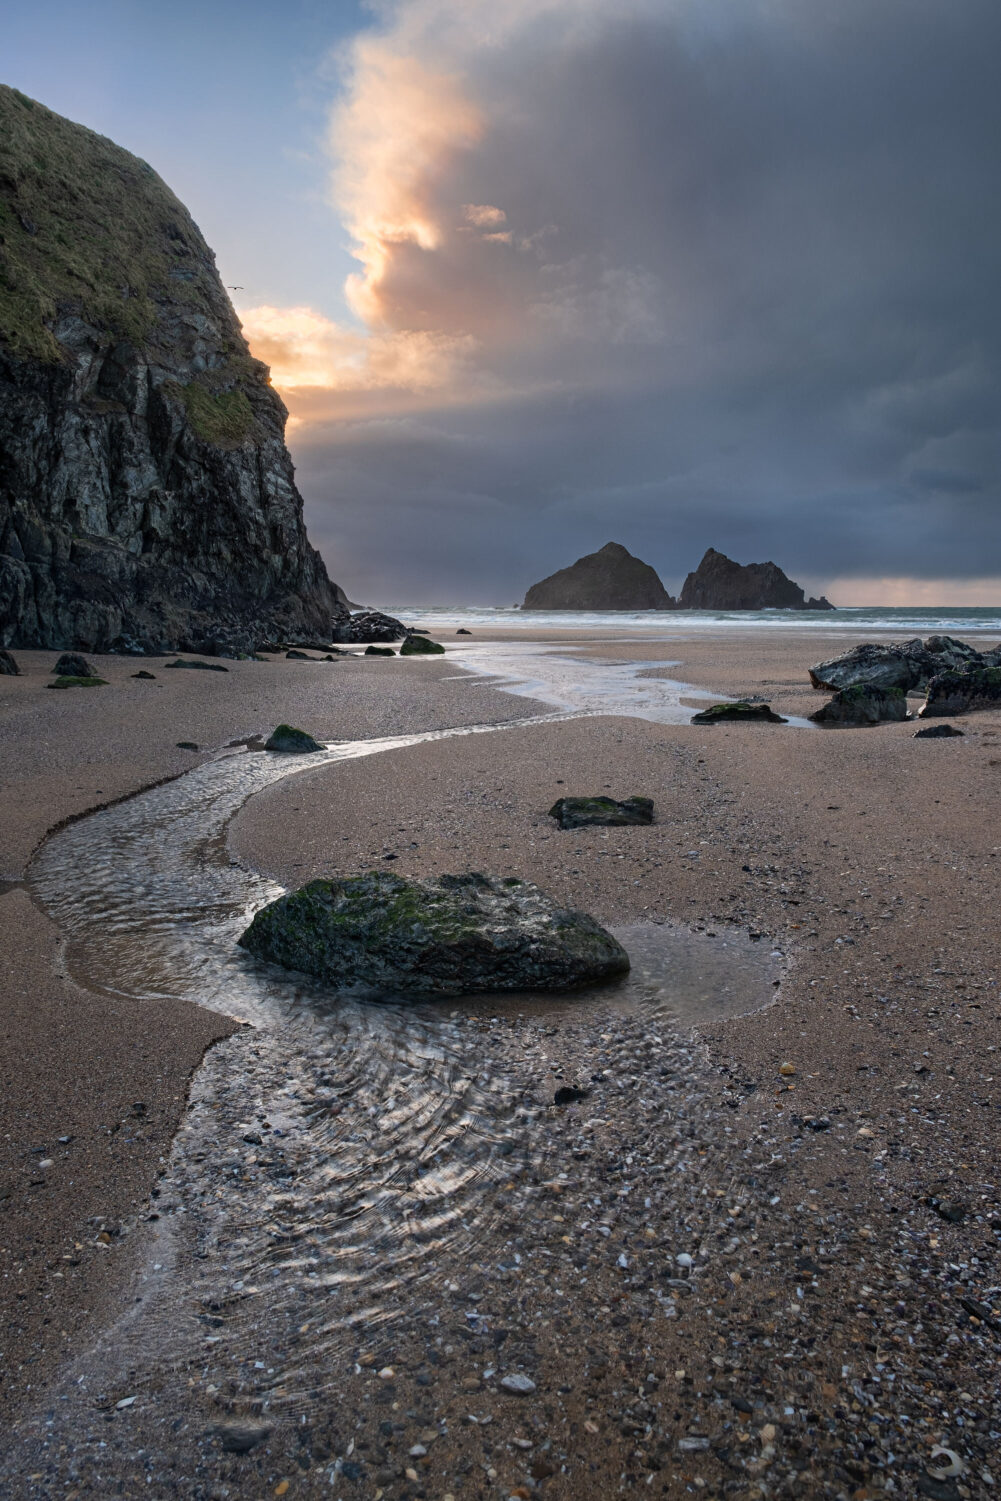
[27,715,779,1413]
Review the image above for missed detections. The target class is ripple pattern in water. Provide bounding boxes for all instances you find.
[27,718,778,1414]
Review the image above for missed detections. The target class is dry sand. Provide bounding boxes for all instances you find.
[2,627,1001,1499]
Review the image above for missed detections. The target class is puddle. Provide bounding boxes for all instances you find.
[25,716,778,1415]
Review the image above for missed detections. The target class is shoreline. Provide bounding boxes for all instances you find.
[2,626,1000,1497]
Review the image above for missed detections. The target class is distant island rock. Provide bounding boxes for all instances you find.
[678,549,833,611]
[523,542,676,611]
[0,86,349,655]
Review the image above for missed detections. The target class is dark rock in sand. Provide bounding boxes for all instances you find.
[679,548,832,611]
[53,652,94,678]
[176,741,198,751]
[523,541,676,611]
[914,723,964,738]
[399,635,446,656]
[131,669,156,679]
[810,684,908,727]
[47,674,108,689]
[163,658,228,672]
[554,1085,590,1105]
[809,635,989,694]
[0,86,349,655]
[549,795,654,829]
[920,663,1001,718]
[456,627,472,634]
[0,649,20,675]
[264,724,324,754]
[331,611,408,644]
[207,1422,272,1454]
[285,649,311,660]
[365,645,395,656]
[691,701,787,724]
[238,871,630,998]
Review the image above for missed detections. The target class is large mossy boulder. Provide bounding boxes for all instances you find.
[549,795,653,829]
[400,635,446,656]
[809,684,908,727]
[53,652,94,677]
[690,701,787,724]
[920,664,1001,718]
[264,724,325,753]
[238,871,630,998]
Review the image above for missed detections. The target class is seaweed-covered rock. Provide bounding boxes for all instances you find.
[920,664,1001,718]
[238,871,630,998]
[549,796,654,829]
[809,684,908,726]
[0,649,19,675]
[53,652,94,677]
[913,723,964,738]
[264,724,324,753]
[163,658,229,672]
[47,674,108,689]
[690,701,787,724]
[332,611,408,644]
[399,635,446,656]
[365,645,395,657]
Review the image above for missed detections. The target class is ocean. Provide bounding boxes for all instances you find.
[380,604,1001,635]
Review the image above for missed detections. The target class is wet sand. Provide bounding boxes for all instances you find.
[3,627,1001,1498]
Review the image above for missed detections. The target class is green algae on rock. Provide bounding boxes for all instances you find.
[46,675,108,689]
[549,795,654,829]
[238,870,630,998]
[690,701,787,724]
[920,664,1001,718]
[809,684,908,727]
[399,635,446,656]
[264,724,324,753]
[364,645,395,656]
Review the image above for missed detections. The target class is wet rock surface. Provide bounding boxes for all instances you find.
[921,664,1001,718]
[809,683,909,727]
[400,635,447,656]
[332,611,409,643]
[549,795,654,828]
[691,701,788,725]
[264,724,325,754]
[238,870,631,997]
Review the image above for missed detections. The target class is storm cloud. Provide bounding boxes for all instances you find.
[240,0,1001,603]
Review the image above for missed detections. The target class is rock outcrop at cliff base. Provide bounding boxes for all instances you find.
[0,85,348,653]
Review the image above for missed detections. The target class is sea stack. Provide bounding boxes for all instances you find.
[523,542,676,610]
[0,86,349,653]
[678,548,833,611]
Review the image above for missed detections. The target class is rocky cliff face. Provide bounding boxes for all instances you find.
[0,86,348,653]
[679,549,833,611]
[523,542,676,610]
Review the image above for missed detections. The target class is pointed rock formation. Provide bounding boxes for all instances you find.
[0,86,349,653]
[679,549,833,611]
[523,542,675,610]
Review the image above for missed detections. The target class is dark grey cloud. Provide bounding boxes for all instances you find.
[293,0,1001,603]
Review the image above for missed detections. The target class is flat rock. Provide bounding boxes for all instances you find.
[913,723,964,738]
[46,675,108,689]
[809,684,908,727]
[549,795,654,828]
[264,724,324,753]
[399,635,445,655]
[163,658,229,672]
[53,652,94,677]
[500,1373,537,1395]
[238,871,630,998]
[690,701,787,724]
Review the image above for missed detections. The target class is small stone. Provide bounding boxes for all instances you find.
[377,1366,395,1380]
[553,1085,589,1106]
[176,741,198,751]
[500,1373,536,1395]
[209,1421,272,1453]
[409,1444,427,1458]
[365,645,395,657]
[115,1396,137,1409]
[679,1436,710,1452]
[779,1062,796,1076]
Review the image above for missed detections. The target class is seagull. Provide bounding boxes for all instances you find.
[226,284,244,290]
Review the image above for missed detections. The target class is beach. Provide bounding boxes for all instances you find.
[2,623,1000,1499]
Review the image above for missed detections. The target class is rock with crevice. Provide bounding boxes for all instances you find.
[238,871,630,998]
[0,85,349,653]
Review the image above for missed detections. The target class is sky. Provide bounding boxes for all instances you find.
[6,0,1001,605]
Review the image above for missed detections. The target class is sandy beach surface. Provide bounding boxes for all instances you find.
[2,626,1000,1500]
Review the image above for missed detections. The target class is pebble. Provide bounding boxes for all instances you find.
[500,1373,536,1395]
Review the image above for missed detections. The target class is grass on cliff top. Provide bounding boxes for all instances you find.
[0,84,250,378]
